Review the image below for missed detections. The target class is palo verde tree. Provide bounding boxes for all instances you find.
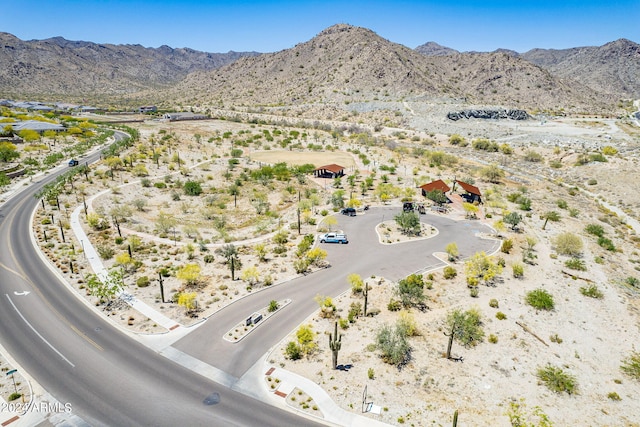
[394,210,421,235]
[85,268,125,303]
[444,308,484,360]
[395,273,427,310]
[464,251,502,287]
[503,211,523,231]
[426,189,448,207]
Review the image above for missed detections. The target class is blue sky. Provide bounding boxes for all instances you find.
[4,0,639,53]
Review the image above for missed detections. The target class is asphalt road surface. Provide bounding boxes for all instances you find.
[174,208,499,378]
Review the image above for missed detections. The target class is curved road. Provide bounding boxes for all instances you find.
[0,139,322,426]
[0,131,498,425]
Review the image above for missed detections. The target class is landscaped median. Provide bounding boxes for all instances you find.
[223,299,291,342]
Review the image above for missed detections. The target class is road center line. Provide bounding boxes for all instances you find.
[5,294,75,367]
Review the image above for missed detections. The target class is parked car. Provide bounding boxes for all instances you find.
[319,232,348,244]
[340,207,356,216]
[68,159,79,167]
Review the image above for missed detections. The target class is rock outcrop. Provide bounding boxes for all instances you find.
[447,109,530,121]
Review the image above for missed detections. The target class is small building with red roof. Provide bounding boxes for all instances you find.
[419,179,450,197]
[314,164,345,178]
[455,180,482,204]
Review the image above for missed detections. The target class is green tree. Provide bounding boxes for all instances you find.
[85,269,125,303]
[395,273,427,309]
[504,212,523,230]
[184,180,203,196]
[394,210,421,235]
[445,308,484,359]
[376,322,411,367]
[426,189,448,206]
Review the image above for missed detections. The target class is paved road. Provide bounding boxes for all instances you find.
[174,208,499,378]
[0,137,322,426]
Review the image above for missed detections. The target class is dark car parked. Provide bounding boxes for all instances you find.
[340,207,356,216]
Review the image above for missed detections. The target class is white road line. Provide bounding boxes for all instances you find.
[5,294,75,367]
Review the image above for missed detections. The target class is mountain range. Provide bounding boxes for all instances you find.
[1,25,637,112]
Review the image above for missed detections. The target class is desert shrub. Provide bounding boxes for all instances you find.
[549,334,563,344]
[136,276,150,287]
[339,318,349,329]
[203,254,215,263]
[620,350,640,380]
[597,236,616,251]
[397,311,419,337]
[580,284,603,299]
[553,232,583,256]
[625,276,639,288]
[285,341,302,360]
[368,368,375,379]
[268,300,279,312]
[443,266,457,279]
[154,182,166,189]
[536,364,577,394]
[526,289,554,311]
[589,153,607,163]
[496,311,507,320]
[376,323,411,367]
[607,392,621,401]
[488,334,498,344]
[489,299,499,308]
[565,258,587,271]
[523,150,543,162]
[97,245,115,260]
[348,302,362,322]
[387,299,402,312]
[585,224,605,237]
[512,263,524,278]
[8,392,21,402]
[549,159,563,168]
[557,199,568,209]
[501,239,513,254]
[602,146,618,155]
[469,287,479,298]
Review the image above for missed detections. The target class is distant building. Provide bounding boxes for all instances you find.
[139,105,157,113]
[9,120,65,134]
[163,112,208,121]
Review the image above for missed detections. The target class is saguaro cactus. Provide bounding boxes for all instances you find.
[329,321,342,369]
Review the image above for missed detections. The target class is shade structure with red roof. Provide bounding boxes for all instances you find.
[455,180,482,203]
[314,164,345,178]
[419,179,450,197]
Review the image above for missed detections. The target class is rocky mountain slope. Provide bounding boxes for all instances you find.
[521,38,640,98]
[0,32,258,100]
[0,25,632,113]
[165,24,615,112]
